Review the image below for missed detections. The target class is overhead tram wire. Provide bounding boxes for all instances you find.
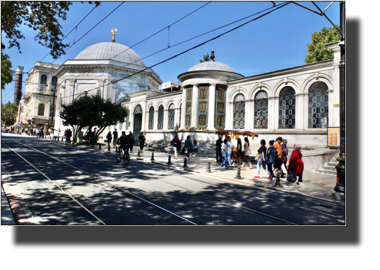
[59,1,290,100]
[40,4,99,62]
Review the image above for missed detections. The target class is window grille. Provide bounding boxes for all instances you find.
[185,87,192,127]
[254,90,268,129]
[198,85,209,128]
[233,94,245,129]
[308,82,329,128]
[52,76,57,88]
[168,103,175,130]
[134,105,142,114]
[279,86,296,129]
[157,105,164,130]
[41,75,47,85]
[148,107,154,130]
[215,86,226,129]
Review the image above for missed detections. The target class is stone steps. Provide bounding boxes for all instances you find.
[313,154,340,176]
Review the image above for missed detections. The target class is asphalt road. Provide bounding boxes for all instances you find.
[1,134,345,225]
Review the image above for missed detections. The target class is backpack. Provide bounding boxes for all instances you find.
[267,146,277,163]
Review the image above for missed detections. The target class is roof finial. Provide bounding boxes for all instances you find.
[210,48,215,61]
[111,28,117,43]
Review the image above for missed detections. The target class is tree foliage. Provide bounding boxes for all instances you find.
[304,26,340,64]
[60,94,128,139]
[1,102,19,127]
[199,52,210,63]
[1,53,13,90]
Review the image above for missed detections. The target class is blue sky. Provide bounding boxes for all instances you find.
[1,1,340,104]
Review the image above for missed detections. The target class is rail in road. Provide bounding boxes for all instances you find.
[2,136,345,225]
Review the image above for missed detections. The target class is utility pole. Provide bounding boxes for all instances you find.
[334,1,345,193]
[50,86,56,129]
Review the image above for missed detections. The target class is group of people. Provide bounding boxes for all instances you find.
[107,129,146,153]
[216,136,252,169]
[170,135,199,159]
[255,137,304,185]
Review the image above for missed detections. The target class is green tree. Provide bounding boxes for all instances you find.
[1,53,13,90]
[1,1,100,89]
[60,94,128,140]
[304,26,340,64]
[199,52,210,63]
[1,102,19,127]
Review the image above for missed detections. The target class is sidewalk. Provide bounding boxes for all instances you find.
[93,143,345,204]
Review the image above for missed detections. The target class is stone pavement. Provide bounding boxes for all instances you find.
[93,142,345,204]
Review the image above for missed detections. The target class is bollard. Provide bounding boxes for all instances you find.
[138,150,141,158]
[168,154,172,165]
[207,162,211,173]
[92,144,94,148]
[272,173,282,188]
[234,166,243,179]
[183,157,188,168]
[151,152,155,162]
[108,145,110,152]
[99,144,101,150]
[61,137,63,142]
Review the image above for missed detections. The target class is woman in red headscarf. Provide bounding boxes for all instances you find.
[287,144,304,185]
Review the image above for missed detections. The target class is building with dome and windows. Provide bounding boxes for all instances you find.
[17,30,341,171]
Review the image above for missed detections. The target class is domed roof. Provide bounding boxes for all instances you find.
[188,60,236,73]
[74,42,145,66]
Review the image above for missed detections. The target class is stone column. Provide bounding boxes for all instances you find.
[154,109,158,131]
[163,108,168,131]
[174,107,180,130]
[269,96,277,131]
[245,98,252,131]
[191,84,199,128]
[181,88,186,129]
[141,103,146,133]
[296,93,305,131]
[207,83,216,130]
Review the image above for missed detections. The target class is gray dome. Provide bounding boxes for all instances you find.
[188,60,235,72]
[75,42,145,66]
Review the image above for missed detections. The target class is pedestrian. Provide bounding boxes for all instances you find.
[216,137,222,162]
[220,138,228,167]
[192,139,199,156]
[40,128,44,138]
[266,140,276,180]
[128,132,134,152]
[176,137,182,156]
[225,136,233,168]
[113,129,118,146]
[236,137,243,168]
[273,137,284,176]
[170,135,180,159]
[184,135,193,159]
[106,131,112,146]
[139,133,146,153]
[288,144,304,185]
[281,139,289,177]
[35,128,39,137]
[66,129,72,144]
[254,139,271,179]
[241,137,253,169]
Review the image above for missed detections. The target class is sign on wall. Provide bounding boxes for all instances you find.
[327,127,340,147]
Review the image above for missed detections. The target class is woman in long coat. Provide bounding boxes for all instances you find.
[287,144,304,185]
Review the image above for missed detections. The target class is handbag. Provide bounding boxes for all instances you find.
[255,153,260,161]
[286,167,297,183]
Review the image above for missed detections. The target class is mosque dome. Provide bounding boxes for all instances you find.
[74,42,146,67]
[188,60,236,73]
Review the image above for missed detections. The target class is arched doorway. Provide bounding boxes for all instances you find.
[134,105,142,138]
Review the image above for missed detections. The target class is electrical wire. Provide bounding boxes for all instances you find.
[59,2,290,100]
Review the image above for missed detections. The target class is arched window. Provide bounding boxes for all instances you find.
[40,75,47,85]
[254,90,268,129]
[185,87,192,128]
[157,105,164,130]
[148,107,154,130]
[233,93,245,129]
[38,103,45,116]
[168,103,175,130]
[215,86,226,129]
[308,81,329,128]
[279,86,296,129]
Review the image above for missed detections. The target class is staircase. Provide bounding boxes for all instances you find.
[313,153,340,175]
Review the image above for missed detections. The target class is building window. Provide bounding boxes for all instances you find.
[233,93,245,129]
[279,86,296,129]
[148,107,154,130]
[52,76,58,91]
[198,85,209,128]
[38,103,45,116]
[215,85,226,129]
[185,87,192,128]
[308,81,329,128]
[168,103,175,130]
[157,105,164,130]
[41,75,47,85]
[254,90,268,129]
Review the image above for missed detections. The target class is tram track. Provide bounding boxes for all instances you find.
[6,138,344,225]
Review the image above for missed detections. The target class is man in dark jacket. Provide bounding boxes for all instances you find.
[106,131,112,146]
[216,137,222,162]
[113,129,118,146]
[128,132,135,152]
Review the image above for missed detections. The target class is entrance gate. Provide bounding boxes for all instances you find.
[133,105,142,139]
